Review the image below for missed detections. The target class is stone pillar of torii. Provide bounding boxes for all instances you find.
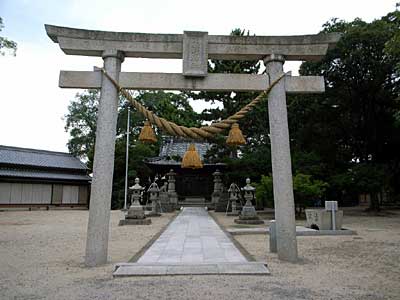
[46,25,340,266]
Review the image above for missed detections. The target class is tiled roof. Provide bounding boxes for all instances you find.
[145,137,226,167]
[0,145,87,170]
[0,168,91,182]
[158,138,212,160]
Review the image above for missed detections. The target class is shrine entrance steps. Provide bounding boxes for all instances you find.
[178,196,207,207]
[113,207,270,276]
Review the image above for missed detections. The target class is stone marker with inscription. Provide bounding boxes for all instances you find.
[183,31,208,77]
[305,201,343,230]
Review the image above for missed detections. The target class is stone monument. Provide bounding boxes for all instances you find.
[119,178,151,225]
[305,201,343,230]
[46,24,339,265]
[235,178,263,224]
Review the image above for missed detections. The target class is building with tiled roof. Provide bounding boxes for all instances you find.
[0,145,91,208]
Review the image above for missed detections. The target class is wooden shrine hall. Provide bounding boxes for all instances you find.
[145,137,225,205]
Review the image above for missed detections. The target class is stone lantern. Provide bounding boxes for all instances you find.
[243,178,255,206]
[130,178,144,206]
[147,181,161,216]
[212,169,223,206]
[119,178,151,225]
[234,178,263,224]
[227,183,240,215]
[166,169,178,206]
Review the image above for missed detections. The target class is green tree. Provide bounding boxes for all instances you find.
[255,175,274,208]
[293,173,328,215]
[255,173,328,215]
[385,3,400,73]
[64,90,99,167]
[350,163,386,211]
[0,17,17,56]
[293,10,400,209]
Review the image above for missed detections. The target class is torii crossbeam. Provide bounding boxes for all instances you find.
[46,24,340,267]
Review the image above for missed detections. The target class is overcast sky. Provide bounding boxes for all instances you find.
[0,0,397,152]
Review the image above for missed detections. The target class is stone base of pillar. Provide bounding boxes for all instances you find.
[126,202,146,219]
[234,204,264,224]
[168,192,178,205]
[234,218,264,225]
[269,220,277,253]
[145,212,161,217]
[211,192,221,204]
[119,202,151,225]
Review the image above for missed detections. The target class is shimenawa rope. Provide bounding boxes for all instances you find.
[99,68,286,140]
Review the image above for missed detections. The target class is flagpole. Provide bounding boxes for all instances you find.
[123,107,130,210]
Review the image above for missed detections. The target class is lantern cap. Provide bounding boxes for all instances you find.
[242,178,255,191]
[147,181,160,193]
[129,177,144,191]
[228,183,240,193]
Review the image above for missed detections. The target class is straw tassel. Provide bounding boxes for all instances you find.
[139,121,157,143]
[226,123,246,146]
[181,144,203,169]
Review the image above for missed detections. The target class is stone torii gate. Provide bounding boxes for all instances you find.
[46,25,340,267]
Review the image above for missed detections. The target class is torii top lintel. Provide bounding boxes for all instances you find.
[46,25,340,92]
[45,24,340,62]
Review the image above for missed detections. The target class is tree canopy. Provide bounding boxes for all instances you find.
[0,17,17,56]
[290,8,400,208]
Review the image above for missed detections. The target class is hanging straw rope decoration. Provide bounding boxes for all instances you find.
[181,143,203,169]
[226,123,246,146]
[99,68,287,141]
[138,120,157,143]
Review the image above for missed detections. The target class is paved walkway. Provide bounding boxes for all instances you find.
[114,207,270,276]
[138,207,246,264]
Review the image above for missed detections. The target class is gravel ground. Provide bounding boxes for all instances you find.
[0,208,399,300]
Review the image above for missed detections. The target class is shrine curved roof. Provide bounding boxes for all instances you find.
[145,137,225,167]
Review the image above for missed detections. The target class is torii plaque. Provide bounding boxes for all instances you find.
[46,24,340,266]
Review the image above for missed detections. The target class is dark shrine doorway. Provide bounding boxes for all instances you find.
[175,169,214,199]
[144,138,224,202]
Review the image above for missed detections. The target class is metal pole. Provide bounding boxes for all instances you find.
[123,107,131,210]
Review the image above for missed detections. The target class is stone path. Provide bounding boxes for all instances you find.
[138,207,246,264]
[113,207,270,276]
